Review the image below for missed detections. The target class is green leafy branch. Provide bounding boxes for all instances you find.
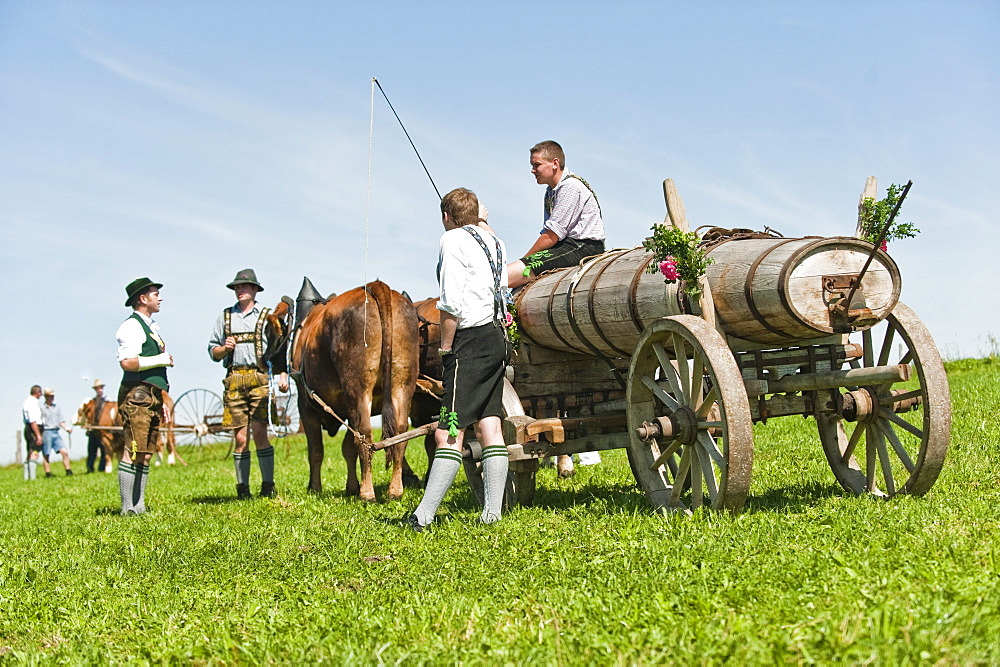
[642,224,713,299]
[859,182,920,249]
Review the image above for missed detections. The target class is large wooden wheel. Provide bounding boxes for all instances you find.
[817,302,950,497]
[269,378,300,437]
[171,388,227,447]
[626,316,754,514]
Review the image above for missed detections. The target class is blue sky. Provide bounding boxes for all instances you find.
[1,2,997,464]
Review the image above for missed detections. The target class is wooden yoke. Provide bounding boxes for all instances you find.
[661,178,722,336]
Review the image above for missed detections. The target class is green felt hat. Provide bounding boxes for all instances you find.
[226,268,264,291]
[124,277,163,307]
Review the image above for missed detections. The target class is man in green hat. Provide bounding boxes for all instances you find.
[115,277,172,516]
[208,268,288,499]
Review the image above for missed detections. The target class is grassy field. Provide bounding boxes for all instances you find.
[1,357,999,664]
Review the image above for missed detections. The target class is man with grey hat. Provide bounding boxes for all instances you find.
[115,277,173,516]
[39,387,74,476]
[208,268,288,499]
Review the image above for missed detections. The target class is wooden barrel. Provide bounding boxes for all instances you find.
[515,247,685,358]
[704,236,900,344]
[515,236,901,356]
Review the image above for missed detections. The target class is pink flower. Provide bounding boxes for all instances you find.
[879,240,888,252]
[505,311,514,326]
[659,257,680,281]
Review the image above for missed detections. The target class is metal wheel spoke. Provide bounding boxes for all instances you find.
[891,388,923,404]
[841,420,866,464]
[694,436,720,501]
[690,447,704,509]
[880,408,924,440]
[696,431,726,472]
[873,425,896,496]
[865,425,877,490]
[695,386,718,419]
[863,329,874,368]
[649,439,682,471]
[877,322,897,366]
[652,342,684,399]
[671,334,691,403]
[882,421,916,472]
[642,375,681,410]
[668,446,693,506]
[690,351,705,406]
[899,350,913,365]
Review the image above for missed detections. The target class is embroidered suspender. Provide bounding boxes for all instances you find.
[545,173,602,217]
[223,306,271,369]
[463,226,506,326]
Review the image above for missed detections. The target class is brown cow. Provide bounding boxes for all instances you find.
[75,399,122,473]
[75,391,184,470]
[271,280,419,500]
[410,298,444,470]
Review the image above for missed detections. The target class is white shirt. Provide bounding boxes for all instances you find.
[116,311,163,361]
[438,225,508,329]
[21,395,41,425]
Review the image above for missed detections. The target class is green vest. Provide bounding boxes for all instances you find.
[122,313,169,391]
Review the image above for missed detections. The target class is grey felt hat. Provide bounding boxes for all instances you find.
[226,268,264,291]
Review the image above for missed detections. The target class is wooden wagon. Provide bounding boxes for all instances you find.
[383,177,951,514]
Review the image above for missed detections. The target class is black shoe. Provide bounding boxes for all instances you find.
[406,514,427,533]
[236,483,252,500]
[45,472,55,478]
[260,481,276,498]
[65,469,73,476]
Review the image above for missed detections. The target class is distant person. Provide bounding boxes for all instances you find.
[39,388,74,476]
[116,277,173,516]
[85,379,108,473]
[21,385,43,480]
[506,140,606,289]
[208,268,288,500]
[408,187,511,531]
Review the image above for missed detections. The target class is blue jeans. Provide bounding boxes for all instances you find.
[42,429,65,457]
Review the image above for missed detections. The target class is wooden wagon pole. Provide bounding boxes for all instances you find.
[855,176,879,238]
[369,421,438,452]
[662,178,723,336]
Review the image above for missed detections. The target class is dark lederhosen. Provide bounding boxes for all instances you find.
[521,237,606,275]
[24,423,42,453]
[119,313,168,457]
[439,324,512,431]
[221,307,271,429]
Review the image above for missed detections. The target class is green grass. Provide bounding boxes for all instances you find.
[2,358,999,663]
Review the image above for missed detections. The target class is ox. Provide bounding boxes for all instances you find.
[269,280,419,500]
[74,391,184,471]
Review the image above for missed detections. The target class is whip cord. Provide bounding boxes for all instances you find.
[364,77,376,347]
[373,77,442,201]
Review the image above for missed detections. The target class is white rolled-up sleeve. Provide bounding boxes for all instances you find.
[437,234,468,320]
[116,318,145,362]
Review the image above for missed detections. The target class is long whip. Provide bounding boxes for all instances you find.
[372,77,442,201]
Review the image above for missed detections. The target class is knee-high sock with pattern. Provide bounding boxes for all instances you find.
[234,451,251,486]
[118,461,136,515]
[256,446,274,484]
[132,464,149,514]
[411,447,463,527]
[480,445,509,524]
